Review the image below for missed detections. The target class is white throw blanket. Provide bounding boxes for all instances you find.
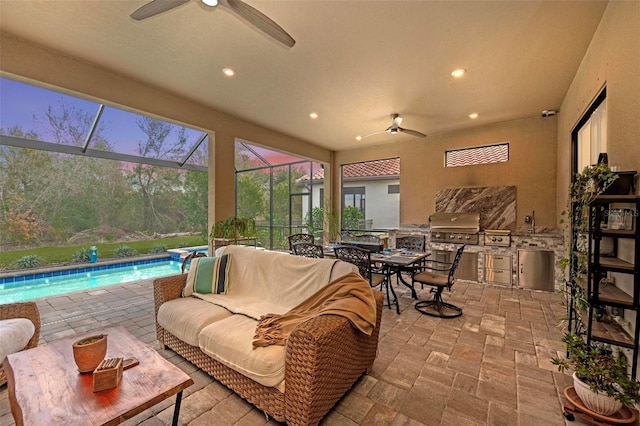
[194,246,338,320]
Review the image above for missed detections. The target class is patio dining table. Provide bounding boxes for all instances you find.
[371,251,430,308]
[325,247,430,313]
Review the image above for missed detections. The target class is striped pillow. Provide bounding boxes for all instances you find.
[182,254,232,297]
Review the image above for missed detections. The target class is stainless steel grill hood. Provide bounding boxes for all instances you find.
[430,212,480,233]
[430,212,480,244]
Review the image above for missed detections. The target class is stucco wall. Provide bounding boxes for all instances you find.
[334,116,558,229]
[556,1,640,218]
[555,0,640,342]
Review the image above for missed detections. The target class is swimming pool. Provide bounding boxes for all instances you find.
[0,260,183,303]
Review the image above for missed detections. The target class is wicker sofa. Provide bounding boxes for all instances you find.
[0,301,41,386]
[153,245,383,425]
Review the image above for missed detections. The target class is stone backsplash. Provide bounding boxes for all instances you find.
[435,185,516,230]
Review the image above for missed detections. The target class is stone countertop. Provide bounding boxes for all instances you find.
[397,224,562,237]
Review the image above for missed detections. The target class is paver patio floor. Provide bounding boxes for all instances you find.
[0,276,573,425]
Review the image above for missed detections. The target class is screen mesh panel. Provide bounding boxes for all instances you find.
[445,143,509,167]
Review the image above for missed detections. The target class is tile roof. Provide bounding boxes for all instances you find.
[298,158,400,182]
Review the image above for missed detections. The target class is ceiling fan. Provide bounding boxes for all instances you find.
[130,0,296,48]
[360,114,427,140]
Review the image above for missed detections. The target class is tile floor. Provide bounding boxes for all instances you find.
[0,276,575,425]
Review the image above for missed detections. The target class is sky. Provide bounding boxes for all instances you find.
[0,77,310,167]
[0,77,205,158]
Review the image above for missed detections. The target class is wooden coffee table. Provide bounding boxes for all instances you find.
[3,325,194,426]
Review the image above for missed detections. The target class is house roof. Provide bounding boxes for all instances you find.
[298,158,400,183]
[0,2,607,151]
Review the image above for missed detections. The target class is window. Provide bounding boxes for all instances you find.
[574,89,607,172]
[445,143,509,167]
[388,184,400,194]
[343,187,366,210]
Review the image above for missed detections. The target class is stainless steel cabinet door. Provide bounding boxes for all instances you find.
[518,250,554,291]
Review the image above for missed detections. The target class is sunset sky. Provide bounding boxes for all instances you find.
[1,76,310,168]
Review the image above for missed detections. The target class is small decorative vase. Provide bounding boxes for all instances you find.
[573,373,622,416]
[72,334,107,373]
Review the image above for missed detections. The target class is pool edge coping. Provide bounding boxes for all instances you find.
[0,254,172,283]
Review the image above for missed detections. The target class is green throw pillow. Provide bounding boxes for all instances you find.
[182,254,232,297]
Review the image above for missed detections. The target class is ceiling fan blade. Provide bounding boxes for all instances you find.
[360,130,386,140]
[130,0,189,20]
[220,0,296,48]
[398,127,427,138]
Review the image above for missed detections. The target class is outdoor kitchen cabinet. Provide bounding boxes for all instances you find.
[587,195,640,377]
[484,253,512,285]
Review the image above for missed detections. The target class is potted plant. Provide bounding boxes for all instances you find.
[325,209,341,245]
[210,217,256,248]
[552,333,640,415]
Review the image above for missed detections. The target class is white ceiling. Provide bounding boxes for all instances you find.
[0,0,608,151]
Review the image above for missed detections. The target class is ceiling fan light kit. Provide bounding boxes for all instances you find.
[131,0,296,48]
[359,113,426,140]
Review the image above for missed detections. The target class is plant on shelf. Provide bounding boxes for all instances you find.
[563,162,618,235]
[559,162,618,334]
[210,217,256,244]
[552,332,640,414]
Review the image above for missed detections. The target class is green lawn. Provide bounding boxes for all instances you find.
[0,236,206,269]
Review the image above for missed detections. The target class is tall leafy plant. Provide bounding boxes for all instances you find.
[558,164,617,353]
[559,163,617,333]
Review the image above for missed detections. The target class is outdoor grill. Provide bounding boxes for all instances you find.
[429,212,480,245]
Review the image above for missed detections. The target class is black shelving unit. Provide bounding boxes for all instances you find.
[587,195,640,377]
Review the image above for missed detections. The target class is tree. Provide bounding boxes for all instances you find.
[182,170,208,237]
[0,127,56,244]
[237,173,264,220]
[35,101,112,150]
[343,206,364,230]
[1,106,131,245]
[128,117,188,233]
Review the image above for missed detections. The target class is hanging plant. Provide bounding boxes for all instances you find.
[562,163,618,235]
[558,163,618,334]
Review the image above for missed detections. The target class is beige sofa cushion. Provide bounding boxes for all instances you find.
[329,260,359,282]
[0,318,35,363]
[199,314,285,388]
[200,246,358,320]
[157,297,233,347]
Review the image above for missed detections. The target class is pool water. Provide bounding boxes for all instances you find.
[0,261,182,303]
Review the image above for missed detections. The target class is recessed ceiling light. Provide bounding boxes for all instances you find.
[451,68,466,78]
[355,136,362,141]
[469,113,479,119]
[222,67,235,77]
[202,0,219,7]
[309,112,319,119]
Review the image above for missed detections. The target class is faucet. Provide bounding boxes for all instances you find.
[529,210,536,234]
